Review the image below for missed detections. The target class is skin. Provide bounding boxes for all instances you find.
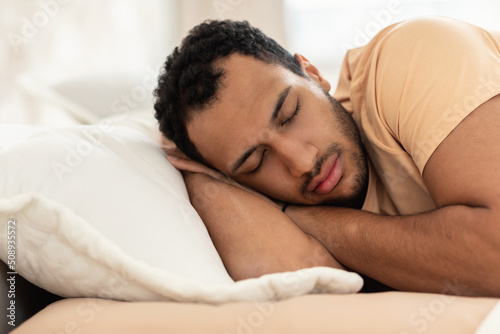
[166,53,500,296]
[176,172,346,280]
[187,54,368,208]
[282,93,500,296]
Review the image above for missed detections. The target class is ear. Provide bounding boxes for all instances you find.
[294,53,331,92]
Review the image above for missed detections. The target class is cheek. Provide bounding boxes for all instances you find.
[233,165,293,199]
[295,110,337,147]
[263,166,303,200]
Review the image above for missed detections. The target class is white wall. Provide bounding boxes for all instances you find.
[177,0,287,48]
[0,0,175,124]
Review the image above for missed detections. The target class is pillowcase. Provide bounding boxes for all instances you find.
[0,112,363,302]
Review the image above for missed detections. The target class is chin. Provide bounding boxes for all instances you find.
[318,177,366,209]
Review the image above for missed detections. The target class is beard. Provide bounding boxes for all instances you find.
[300,92,369,209]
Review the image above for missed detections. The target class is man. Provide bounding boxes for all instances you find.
[155,17,500,296]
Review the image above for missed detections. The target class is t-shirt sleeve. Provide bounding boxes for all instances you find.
[369,17,500,174]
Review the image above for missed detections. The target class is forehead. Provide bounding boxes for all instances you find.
[187,54,299,171]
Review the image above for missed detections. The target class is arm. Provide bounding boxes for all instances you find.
[183,172,344,280]
[286,95,500,297]
[161,141,344,279]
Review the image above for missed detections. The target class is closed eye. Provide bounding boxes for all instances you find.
[249,100,301,174]
[280,100,301,127]
[249,149,267,174]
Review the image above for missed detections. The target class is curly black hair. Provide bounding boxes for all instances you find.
[154,20,306,165]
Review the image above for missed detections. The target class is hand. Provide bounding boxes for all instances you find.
[161,137,282,209]
[161,138,227,182]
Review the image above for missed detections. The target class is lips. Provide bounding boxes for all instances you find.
[307,155,342,195]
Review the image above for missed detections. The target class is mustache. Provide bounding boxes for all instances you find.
[300,143,342,195]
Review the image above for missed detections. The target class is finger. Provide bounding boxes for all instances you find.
[166,155,208,174]
[161,136,175,147]
[161,145,179,153]
[161,145,176,155]
[162,145,190,160]
[166,155,189,170]
[166,155,227,181]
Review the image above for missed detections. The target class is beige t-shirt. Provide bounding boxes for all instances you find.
[333,17,500,215]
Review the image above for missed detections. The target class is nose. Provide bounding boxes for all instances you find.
[274,136,317,178]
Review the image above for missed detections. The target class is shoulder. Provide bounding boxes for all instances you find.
[381,16,489,40]
[370,16,499,57]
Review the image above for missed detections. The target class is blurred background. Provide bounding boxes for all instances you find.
[1,0,500,125]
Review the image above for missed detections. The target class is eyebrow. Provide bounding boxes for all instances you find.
[230,85,292,174]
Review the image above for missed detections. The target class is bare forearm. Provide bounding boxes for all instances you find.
[285,204,500,296]
[183,173,344,280]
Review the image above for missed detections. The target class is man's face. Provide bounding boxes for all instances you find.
[187,54,368,207]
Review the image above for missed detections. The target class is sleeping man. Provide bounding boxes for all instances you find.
[154,17,500,297]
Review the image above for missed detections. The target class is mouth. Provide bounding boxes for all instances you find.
[307,154,343,195]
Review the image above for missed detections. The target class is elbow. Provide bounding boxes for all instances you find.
[468,209,500,297]
[484,220,500,296]
[295,235,346,271]
[229,236,344,282]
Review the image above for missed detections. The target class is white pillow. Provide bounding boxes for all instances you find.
[17,71,156,124]
[0,112,363,302]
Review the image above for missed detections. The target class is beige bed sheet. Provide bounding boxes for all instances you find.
[14,292,498,334]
